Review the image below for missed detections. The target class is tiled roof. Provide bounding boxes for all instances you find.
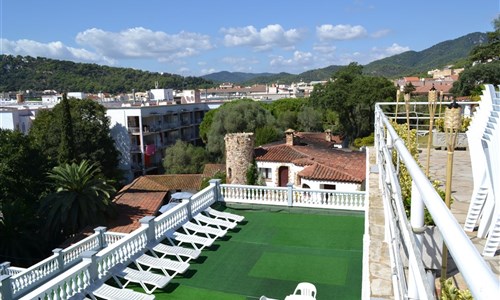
[255,145,308,162]
[108,177,168,233]
[255,133,365,183]
[202,164,226,177]
[146,174,203,191]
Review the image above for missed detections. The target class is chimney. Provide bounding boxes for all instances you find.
[285,128,296,146]
[325,129,332,142]
[16,93,25,104]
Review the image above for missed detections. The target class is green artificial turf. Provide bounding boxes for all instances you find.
[148,206,364,300]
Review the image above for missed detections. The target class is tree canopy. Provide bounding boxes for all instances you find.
[202,99,279,159]
[40,160,116,240]
[451,16,500,96]
[309,63,395,142]
[0,129,49,265]
[163,140,208,174]
[29,98,121,180]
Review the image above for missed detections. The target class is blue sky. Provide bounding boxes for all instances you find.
[1,0,498,76]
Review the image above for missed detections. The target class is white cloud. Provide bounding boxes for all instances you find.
[316,24,367,41]
[371,43,410,60]
[1,38,115,65]
[200,68,216,75]
[221,24,303,50]
[270,51,313,67]
[76,27,213,62]
[313,44,337,54]
[221,56,259,65]
[371,29,390,38]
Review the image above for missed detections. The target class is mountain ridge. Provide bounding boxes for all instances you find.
[202,32,486,84]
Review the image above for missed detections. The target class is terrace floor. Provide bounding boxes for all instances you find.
[135,205,364,299]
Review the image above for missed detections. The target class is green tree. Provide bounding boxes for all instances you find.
[309,63,395,143]
[0,129,49,207]
[58,93,76,164]
[468,15,500,63]
[0,129,49,265]
[205,99,277,159]
[29,98,121,181]
[163,140,208,174]
[297,106,323,131]
[451,61,500,96]
[40,160,116,239]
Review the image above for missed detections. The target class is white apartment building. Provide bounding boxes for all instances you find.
[105,102,210,182]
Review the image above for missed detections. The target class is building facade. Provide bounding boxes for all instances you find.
[106,102,210,182]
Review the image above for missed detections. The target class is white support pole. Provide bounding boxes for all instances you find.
[408,181,425,299]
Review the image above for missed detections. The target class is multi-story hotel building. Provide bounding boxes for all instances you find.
[105,101,211,182]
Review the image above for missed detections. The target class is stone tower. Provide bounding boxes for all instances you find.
[224,132,255,184]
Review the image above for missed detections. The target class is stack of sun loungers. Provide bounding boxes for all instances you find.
[80,206,245,300]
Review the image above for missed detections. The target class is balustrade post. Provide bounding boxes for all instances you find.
[0,274,13,300]
[0,262,10,275]
[52,248,64,271]
[94,226,107,249]
[287,183,294,207]
[81,251,98,281]
[408,181,425,299]
[140,216,156,244]
[209,179,221,202]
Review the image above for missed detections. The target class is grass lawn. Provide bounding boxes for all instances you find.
[137,206,364,300]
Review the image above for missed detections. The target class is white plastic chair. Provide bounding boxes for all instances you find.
[293,282,317,298]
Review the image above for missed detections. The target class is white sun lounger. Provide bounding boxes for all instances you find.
[110,263,171,294]
[182,221,227,238]
[135,254,189,277]
[149,243,201,262]
[85,281,155,300]
[204,207,245,223]
[193,213,237,230]
[170,231,215,251]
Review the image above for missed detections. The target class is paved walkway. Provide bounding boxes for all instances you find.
[367,147,499,298]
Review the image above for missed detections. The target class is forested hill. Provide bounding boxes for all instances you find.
[363,32,487,77]
[203,32,487,84]
[0,55,213,93]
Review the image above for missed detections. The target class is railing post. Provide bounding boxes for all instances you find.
[94,226,107,249]
[0,262,10,275]
[287,183,294,207]
[140,216,156,244]
[209,179,221,202]
[0,274,13,300]
[52,248,64,271]
[80,251,98,281]
[408,181,425,299]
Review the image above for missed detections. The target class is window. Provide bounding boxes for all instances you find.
[323,184,336,190]
[259,168,272,180]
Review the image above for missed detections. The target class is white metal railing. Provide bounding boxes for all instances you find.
[220,183,366,211]
[375,102,499,299]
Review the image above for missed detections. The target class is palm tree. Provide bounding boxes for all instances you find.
[41,160,116,238]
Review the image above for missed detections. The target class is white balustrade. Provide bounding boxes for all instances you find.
[190,185,216,216]
[154,201,190,240]
[220,184,365,210]
[103,232,126,246]
[19,261,91,300]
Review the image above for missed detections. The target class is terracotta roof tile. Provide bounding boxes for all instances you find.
[146,174,203,191]
[255,132,365,183]
[255,145,308,162]
[202,164,226,177]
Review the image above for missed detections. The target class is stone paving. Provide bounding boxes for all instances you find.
[367,146,499,299]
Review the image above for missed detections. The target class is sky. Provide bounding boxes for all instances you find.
[1,0,498,77]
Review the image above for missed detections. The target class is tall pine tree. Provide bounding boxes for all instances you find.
[58,93,75,164]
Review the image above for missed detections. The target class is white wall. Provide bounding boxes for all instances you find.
[257,160,361,192]
[0,110,16,130]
